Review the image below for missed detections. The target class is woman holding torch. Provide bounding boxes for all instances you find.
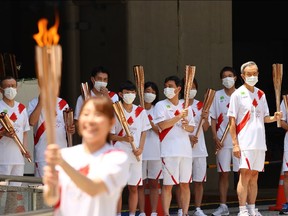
[43,97,129,216]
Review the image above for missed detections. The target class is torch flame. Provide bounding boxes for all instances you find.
[33,15,60,47]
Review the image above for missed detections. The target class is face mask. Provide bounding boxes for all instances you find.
[245,76,258,86]
[123,93,136,104]
[4,87,17,100]
[189,89,197,99]
[144,93,156,103]
[222,77,235,89]
[164,87,176,99]
[94,81,107,91]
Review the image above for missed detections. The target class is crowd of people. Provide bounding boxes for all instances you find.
[0,61,285,216]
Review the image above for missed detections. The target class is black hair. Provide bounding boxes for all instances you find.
[180,77,198,99]
[0,76,17,87]
[144,81,159,105]
[118,80,136,92]
[90,66,109,78]
[164,75,182,87]
[219,66,236,79]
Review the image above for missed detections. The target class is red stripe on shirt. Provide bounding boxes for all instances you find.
[159,127,173,142]
[156,170,162,180]
[216,113,224,132]
[113,129,123,145]
[10,112,17,122]
[171,175,178,184]
[218,162,224,172]
[135,106,144,118]
[78,165,90,176]
[58,99,67,111]
[148,114,153,121]
[127,116,134,125]
[34,122,45,145]
[54,187,61,210]
[137,178,142,186]
[236,111,250,135]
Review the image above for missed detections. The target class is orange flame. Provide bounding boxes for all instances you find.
[33,15,60,47]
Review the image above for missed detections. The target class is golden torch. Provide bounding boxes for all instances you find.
[194,88,215,138]
[63,108,74,147]
[133,65,145,108]
[183,65,196,110]
[81,82,90,100]
[272,63,283,127]
[33,15,61,200]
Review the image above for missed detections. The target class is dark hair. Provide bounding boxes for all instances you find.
[164,75,182,87]
[90,66,109,78]
[0,76,17,87]
[219,66,236,79]
[78,97,114,143]
[118,80,136,92]
[144,81,159,105]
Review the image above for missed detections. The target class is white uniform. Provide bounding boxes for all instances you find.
[0,100,30,177]
[153,99,195,185]
[28,97,69,177]
[111,104,151,185]
[227,85,269,171]
[142,106,162,180]
[280,100,288,171]
[190,99,209,182]
[74,90,118,120]
[210,89,239,172]
[53,144,129,216]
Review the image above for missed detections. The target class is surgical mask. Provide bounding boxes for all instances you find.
[123,93,136,104]
[189,89,197,99]
[164,87,176,99]
[222,77,235,89]
[245,76,258,87]
[94,81,107,91]
[4,87,17,100]
[144,93,156,103]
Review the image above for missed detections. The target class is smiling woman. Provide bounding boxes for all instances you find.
[43,96,129,216]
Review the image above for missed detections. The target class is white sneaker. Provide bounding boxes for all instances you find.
[249,208,262,216]
[193,209,207,216]
[212,205,229,216]
[237,210,250,216]
[178,209,183,216]
[150,213,157,216]
[138,213,146,216]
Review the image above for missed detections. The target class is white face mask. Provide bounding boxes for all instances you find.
[164,87,176,99]
[189,89,197,99]
[123,93,136,104]
[245,76,258,86]
[94,81,107,91]
[4,87,17,100]
[144,93,156,103]
[222,77,235,89]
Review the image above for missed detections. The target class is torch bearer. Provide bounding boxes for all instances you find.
[133,65,145,108]
[33,15,61,199]
[272,63,283,128]
[113,101,140,161]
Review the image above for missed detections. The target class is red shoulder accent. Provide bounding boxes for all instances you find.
[135,106,144,117]
[257,90,264,99]
[196,101,203,110]
[108,91,116,98]
[174,110,180,116]
[18,103,25,114]
[58,99,67,111]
